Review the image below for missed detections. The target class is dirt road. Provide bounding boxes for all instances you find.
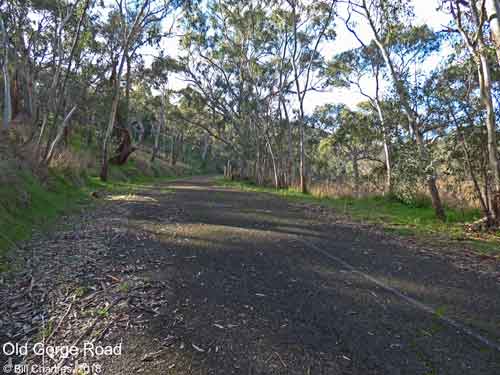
[2,177,500,374]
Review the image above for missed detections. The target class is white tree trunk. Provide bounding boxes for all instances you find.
[366,12,445,219]
[0,15,11,129]
[478,55,500,219]
[455,0,500,221]
[375,99,392,193]
[44,106,77,165]
[485,0,500,64]
[151,94,166,162]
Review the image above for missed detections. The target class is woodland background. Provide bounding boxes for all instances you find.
[2,0,500,252]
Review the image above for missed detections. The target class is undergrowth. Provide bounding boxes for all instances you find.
[216,178,500,255]
[0,151,201,272]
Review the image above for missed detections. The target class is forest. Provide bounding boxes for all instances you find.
[1,0,500,226]
[2,1,500,374]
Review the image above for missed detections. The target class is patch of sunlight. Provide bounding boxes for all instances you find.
[106,194,158,203]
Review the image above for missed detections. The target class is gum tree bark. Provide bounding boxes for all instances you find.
[450,0,500,221]
[485,0,500,64]
[355,0,446,220]
[100,1,149,181]
[151,94,166,162]
[289,0,335,193]
[44,106,77,165]
[0,15,12,129]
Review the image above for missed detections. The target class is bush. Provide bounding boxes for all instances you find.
[392,143,429,206]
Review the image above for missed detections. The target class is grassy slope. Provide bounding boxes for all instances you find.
[216,178,500,255]
[0,150,201,270]
[0,173,88,256]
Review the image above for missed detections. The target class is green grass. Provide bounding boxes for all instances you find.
[0,171,90,270]
[215,178,500,255]
[0,163,193,272]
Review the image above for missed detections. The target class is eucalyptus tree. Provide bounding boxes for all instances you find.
[0,0,94,159]
[423,61,492,217]
[327,44,393,192]
[0,13,11,129]
[287,0,337,193]
[270,4,295,186]
[148,55,177,162]
[99,0,183,181]
[312,104,381,196]
[0,0,42,129]
[0,0,51,130]
[42,0,93,165]
[181,0,338,188]
[346,0,446,220]
[181,0,278,178]
[441,0,500,223]
[485,0,500,64]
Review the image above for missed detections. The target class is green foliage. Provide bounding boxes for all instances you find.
[0,153,197,272]
[0,170,89,271]
[391,143,427,205]
[216,178,499,254]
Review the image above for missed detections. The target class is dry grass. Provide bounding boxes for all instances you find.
[305,178,483,211]
[50,148,95,175]
[308,181,382,200]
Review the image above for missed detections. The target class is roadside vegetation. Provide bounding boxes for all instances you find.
[0,125,210,269]
[217,178,500,255]
[1,0,500,263]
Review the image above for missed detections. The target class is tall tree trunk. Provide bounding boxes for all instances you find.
[101,89,122,181]
[352,153,360,198]
[366,12,445,220]
[44,106,77,165]
[42,0,86,159]
[267,138,280,189]
[0,15,12,129]
[201,133,210,161]
[151,94,166,163]
[25,65,34,118]
[37,112,48,149]
[486,0,500,64]
[11,68,21,119]
[289,0,333,193]
[178,132,184,163]
[371,64,392,194]
[279,99,293,186]
[299,119,306,193]
[124,53,131,125]
[374,98,392,193]
[170,133,177,166]
[382,130,392,193]
[286,111,293,186]
[277,22,292,187]
[453,0,500,221]
[100,1,147,181]
[477,55,500,220]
